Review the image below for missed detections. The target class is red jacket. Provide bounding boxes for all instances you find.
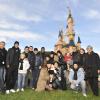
[64,55,72,62]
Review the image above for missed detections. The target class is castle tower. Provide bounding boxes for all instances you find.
[66,8,75,46]
[54,30,64,52]
[76,36,81,50]
[54,7,81,54]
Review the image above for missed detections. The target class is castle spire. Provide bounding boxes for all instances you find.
[77,36,81,43]
[77,36,81,50]
[66,7,75,46]
[58,29,63,39]
[67,7,73,23]
[67,7,72,18]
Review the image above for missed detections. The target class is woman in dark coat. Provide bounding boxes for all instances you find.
[78,48,85,68]
[57,51,67,90]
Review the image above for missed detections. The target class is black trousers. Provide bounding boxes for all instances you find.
[88,77,99,96]
[0,66,4,91]
[6,67,18,90]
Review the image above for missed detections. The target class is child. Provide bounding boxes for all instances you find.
[46,55,55,84]
[17,53,30,92]
[46,62,61,90]
[64,52,73,70]
[48,64,56,84]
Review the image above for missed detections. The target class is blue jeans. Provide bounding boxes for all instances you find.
[25,71,32,88]
[0,67,4,90]
[17,73,26,89]
[32,67,40,89]
[70,80,86,94]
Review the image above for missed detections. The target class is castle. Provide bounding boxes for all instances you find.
[54,8,81,55]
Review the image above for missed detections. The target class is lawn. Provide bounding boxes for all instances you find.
[0,89,100,100]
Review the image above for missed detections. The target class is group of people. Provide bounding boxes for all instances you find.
[0,41,100,97]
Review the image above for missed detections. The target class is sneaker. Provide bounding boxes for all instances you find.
[16,89,20,92]
[6,90,10,94]
[21,88,24,92]
[10,89,16,93]
[83,93,87,97]
[32,88,35,90]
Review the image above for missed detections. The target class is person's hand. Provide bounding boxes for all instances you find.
[29,69,32,73]
[58,77,61,81]
[2,61,5,64]
[98,70,100,74]
[49,84,52,88]
[73,80,75,84]
[72,80,76,84]
[76,84,78,87]
[70,80,74,84]
[7,65,10,68]
[54,70,57,74]
[39,66,41,69]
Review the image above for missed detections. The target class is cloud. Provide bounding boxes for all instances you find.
[0,3,10,13]
[71,0,79,7]
[64,0,79,7]
[83,9,100,20]
[0,31,47,41]
[0,20,28,31]
[0,0,71,23]
[14,13,43,23]
[72,0,79,4]
[90,27,100,33]
[0,37,7,42]
[0,3,43,23]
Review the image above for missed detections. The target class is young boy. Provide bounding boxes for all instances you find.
[69,62,87,97]
[48,64,56,84]
[17,53,30,92]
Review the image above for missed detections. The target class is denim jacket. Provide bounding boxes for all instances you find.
[69,68,85,85]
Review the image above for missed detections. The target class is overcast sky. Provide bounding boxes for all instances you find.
[0,0,100,53]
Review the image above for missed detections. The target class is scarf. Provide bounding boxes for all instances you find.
[19,59,23,70]
[73,68,79,80]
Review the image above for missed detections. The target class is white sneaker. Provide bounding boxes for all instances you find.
[16,89,20,92]
[83,93,87,97]
[10,89,16,93]
[32,88,35,90]
[6,90,10,94]
[21,88,24,92]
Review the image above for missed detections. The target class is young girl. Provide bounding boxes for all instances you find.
[17,53,30,92]
[64,52,73,70]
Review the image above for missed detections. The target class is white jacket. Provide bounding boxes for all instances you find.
[18,59,30,74]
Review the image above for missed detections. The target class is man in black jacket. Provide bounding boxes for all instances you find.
[23,46,29,58]
[28,46,35,69]
[84,45,100,96]
[40,47,46,64]
[72,46,79,63]
[31,48,43,90]
[6,41,20,94]
[26,46,35,88]
[0,41,7,92]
